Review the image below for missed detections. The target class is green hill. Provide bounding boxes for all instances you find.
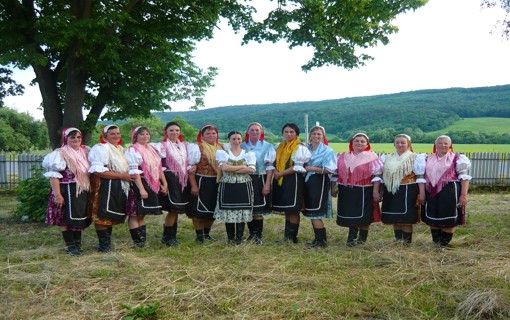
[155,85,510,143]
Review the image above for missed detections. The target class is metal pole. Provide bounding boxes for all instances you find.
[304,114,309,143]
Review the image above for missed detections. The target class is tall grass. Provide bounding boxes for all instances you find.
[0,193,509,319]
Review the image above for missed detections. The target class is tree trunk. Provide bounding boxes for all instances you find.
[32,65,63,149]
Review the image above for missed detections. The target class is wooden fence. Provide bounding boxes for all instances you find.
[0,152,509,190]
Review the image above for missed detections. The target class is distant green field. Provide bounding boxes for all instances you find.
[329,143,510,153]
[428,117,510,135]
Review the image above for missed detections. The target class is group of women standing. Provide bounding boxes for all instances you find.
[42,121,472,255]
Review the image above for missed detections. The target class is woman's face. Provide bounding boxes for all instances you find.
[66,132,82,150]
[394,137,410,155]
[248,125,262,141]
[282,126,297,142]
[310,129,324,144]
[229,133,242,147]
[202,128,218,144]
[105,128,121,145]
[352,136,368,153]
[166,125,181,142]
[435,138,451,156]
[136,129,151,145]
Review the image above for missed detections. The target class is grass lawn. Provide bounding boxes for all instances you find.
[1,192,509,319]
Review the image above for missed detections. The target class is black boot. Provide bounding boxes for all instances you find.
[195,229,205,244]
[394,229,403,242]
[246,221,256,242]
[253,219,264,245]
[96,229,112,253]
[139,225,147,246]
[288,222,299,244]
[275,220,292,243]
[358,229,369,244]
[129,227,145,248]
[73,230,83,253]
[162,224,179,247]
[402,231,413,245]
[310,227,327,248]
[347,227,359,246]
[431,228,441,244]
[225,223,236,245]
[62,230,80,256]
[204,227,217,241]
[235,223,245,245]
[440,231,453,247]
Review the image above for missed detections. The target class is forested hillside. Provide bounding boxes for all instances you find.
[156,85,510,143]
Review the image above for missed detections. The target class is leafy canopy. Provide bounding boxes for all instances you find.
[0,0,426,148]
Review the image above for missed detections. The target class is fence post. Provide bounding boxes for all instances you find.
[0,154,6,189]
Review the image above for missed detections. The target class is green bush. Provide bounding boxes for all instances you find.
[15,166,49,222]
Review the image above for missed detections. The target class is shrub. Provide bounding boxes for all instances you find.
[15,166,49,222]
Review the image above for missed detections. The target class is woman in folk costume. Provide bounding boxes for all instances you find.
[214,131,256,245]
[124,126,168,247]
[272,123,311,243]
[380,134,426,244]
[188,124,225,244]
[88,125,136,252]
[303,125,337,248]
[151,121,199,247]
[43,127,91,256]
[422,135,471,247]
[240,122,276,245]
[335,133,383,246]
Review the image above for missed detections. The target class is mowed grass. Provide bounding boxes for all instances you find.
[427,118,510,135]
[1,192,509,319]
[328,143,510,153]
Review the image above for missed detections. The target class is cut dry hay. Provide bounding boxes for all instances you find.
[456,289,510,320]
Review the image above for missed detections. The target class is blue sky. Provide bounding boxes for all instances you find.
[5,0,510,119]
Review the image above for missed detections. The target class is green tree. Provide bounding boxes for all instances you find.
[0,67,24,106]
[0,0,427,149]
[482,0,510,39]
[0,108,49,151]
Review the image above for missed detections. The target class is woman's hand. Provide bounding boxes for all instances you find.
[140,189,149,199]
[373,190,381,202]
[191,185,199,196]
[419,192,426,205]
[160,184,168,195]
[273,171,281,180]
[459,194,468,208]
[262,184,271,196]
[189,165,197,174]
[331,185,338,198]
[54,194,65,208]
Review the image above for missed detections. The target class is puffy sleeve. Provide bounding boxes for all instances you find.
[414,153,427,183]
[187,143,201,169]
[216,150,228,166]
[324,148,338,173]
[380,153,387,164]
[150,142,166,158]
[245,151,257,169]
[42,150,66,178]
[124,147,143,174]
[264,143,276,171]
[456,154,472,181]
[292,144,312,173]
[88,144,109,173]
[370,155,384,183]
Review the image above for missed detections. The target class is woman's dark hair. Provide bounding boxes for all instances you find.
[164,121,181,131]
[227,130,242,139]
[281,123,300,136]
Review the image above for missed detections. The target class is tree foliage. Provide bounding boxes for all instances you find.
[158,85,510,144]
[0,108,49,151]
[482,0,510,39]
[0,67,24,106]
[0,0,426,148]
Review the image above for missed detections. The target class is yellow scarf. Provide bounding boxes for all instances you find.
[275,137,301,186]
[201,141,222,182]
